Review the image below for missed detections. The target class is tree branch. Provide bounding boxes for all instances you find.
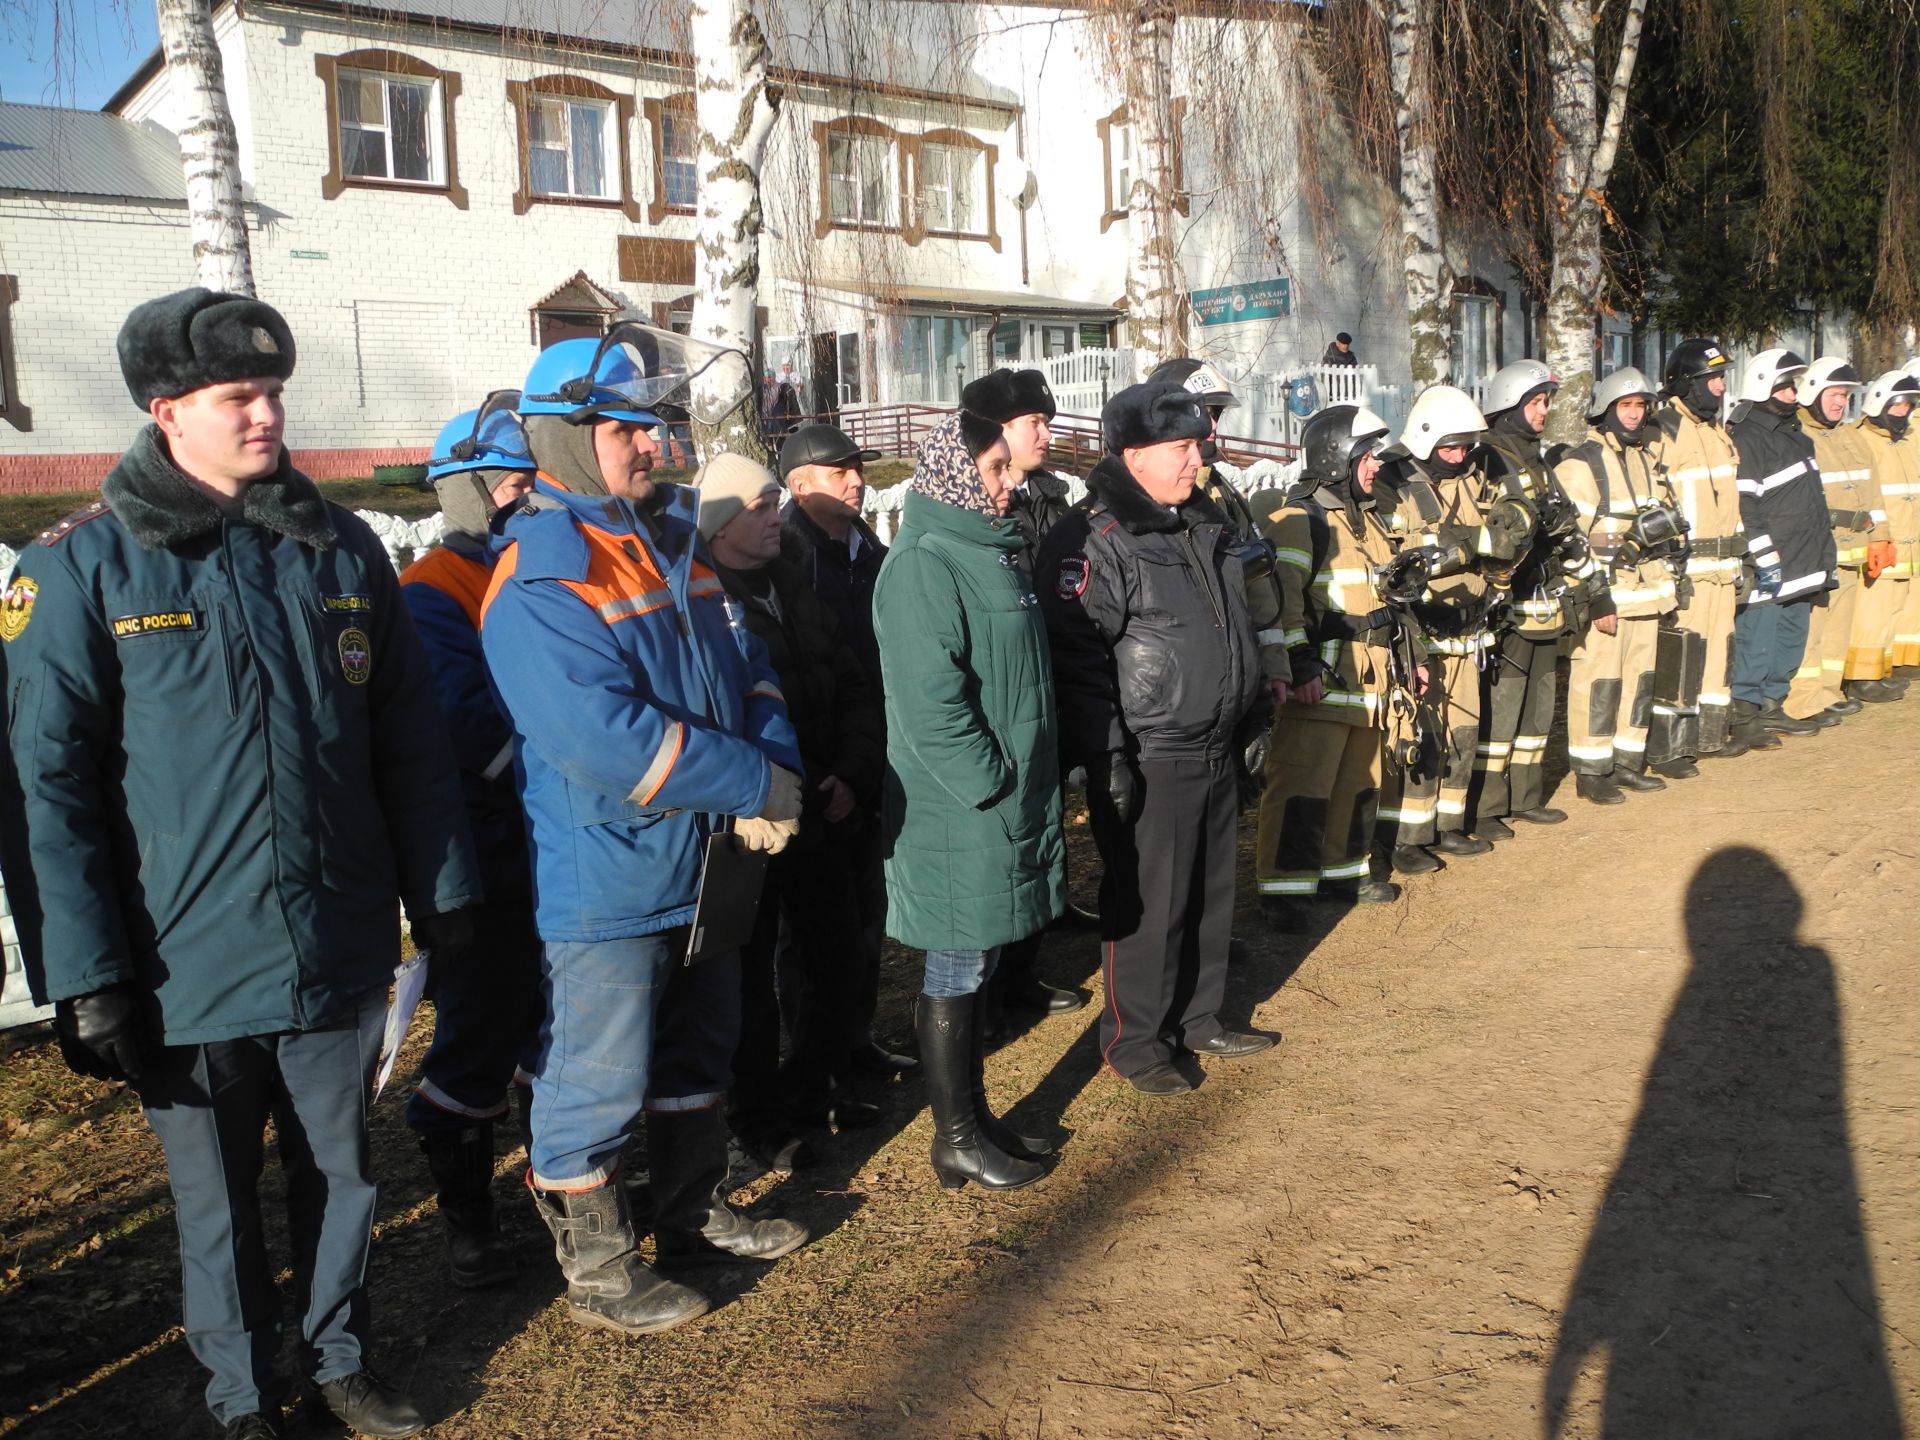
[1590,0,1648,196]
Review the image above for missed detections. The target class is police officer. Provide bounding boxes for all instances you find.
[1254,405,1411,931]
[1474,360,1591,828]
[1850,371,1920,686]
[482,329,810,1337]
[1555,368,1685,801]
[1786,357,1887,717]
[1727,349,1837,745]
[400,397,541,1289]
[1039,382,1269,1097]
[1650,340,1754,758]
[1374,385,1513,872]
[0,289,481,1439]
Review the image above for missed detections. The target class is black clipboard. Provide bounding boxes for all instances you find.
[684,825,771,964]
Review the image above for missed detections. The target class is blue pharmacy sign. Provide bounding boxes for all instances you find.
[1189,279,1292,327]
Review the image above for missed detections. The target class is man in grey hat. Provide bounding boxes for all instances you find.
[0,288,481,1439]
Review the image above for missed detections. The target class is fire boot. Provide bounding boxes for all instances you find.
[1729,700,1782,750]
[529,1177,709,1336]
[1575,772,1625,805]
[995,933,1086,1015]
[1845,680,1901,704]
[916,995,1044,1192]
[1390,844,1443,875]
[968,992,1053,1158]
[1760,702,1827,735]
[420,1124,515,1289]
[649,1108,809,1265]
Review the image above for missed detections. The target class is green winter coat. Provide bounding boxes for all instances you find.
[873,489,1064,951]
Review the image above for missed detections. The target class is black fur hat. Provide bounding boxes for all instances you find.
[117,287,298,409]
[1101,382,1211,454]
[957,409,1007,457]
[961,368,1057,423]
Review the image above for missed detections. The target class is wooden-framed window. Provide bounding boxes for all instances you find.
[1097,100,1187,234]
[316,50,466,207]
[643,93,697,223]
[0,275,29,433]
[814,117,904,237]
[507,75,638,220]
[910,128,998,250]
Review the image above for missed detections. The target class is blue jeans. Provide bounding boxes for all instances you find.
[138,990,384,1424]
[921,946,1001,999]
[1732,595,1814,705]
[530,932,739,1190]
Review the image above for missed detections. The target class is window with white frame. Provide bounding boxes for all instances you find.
[826,130,897,226]
[339,68,441,184]
[1449,283,1505,387]
[918,142,980,234]
[660,109,697,208]
[1107,121,1135,210]
[527,95,613,199]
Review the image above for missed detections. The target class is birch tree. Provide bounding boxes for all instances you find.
[1538,0,1648,443]
[155,0,253,294]
[687,0,780,462]
[1375,0,1450,386]
[1118,0,1185,377]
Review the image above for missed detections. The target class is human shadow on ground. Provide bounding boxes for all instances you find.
[1542,844,1905,1439]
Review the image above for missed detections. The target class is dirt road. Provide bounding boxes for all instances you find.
[4,700,1916,1439]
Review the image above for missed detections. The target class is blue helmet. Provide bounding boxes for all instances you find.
[427,393,536,481]
[519,335,665,426]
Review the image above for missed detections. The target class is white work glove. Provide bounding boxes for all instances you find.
[758,764,803,822]
[734,816,799,854]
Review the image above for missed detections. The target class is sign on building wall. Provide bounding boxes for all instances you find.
[1190,279,1292,328]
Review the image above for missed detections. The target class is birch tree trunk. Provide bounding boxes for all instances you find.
[1377,0,1450,387]
[1540,0,1648,445]
[1121,0,1184,378]
[155,0,253,295]
[688,0,780,463]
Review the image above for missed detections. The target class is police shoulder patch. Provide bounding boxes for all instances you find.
[1055,554,1090,600]
[36,499,112,547]
[0,576,38,642]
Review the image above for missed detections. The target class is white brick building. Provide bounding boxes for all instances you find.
[0,0,1537,491]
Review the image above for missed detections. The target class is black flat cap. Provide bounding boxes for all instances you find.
[961,368,1057,423]
[1102,382,1212,454]
[778,423,880,479]
[117,287,298,409]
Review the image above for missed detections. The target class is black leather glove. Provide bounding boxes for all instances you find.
[1093,752,1143,826]
[410,908,475,970]
[54,983,152,1084]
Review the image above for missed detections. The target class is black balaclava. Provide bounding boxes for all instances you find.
[1762,394,1799,419]
[1423,445,1475,481]
[1681,375,1722,421]
[1491,403,1546,459]
[1601,403,1651,448]
[1872,409,1911,441]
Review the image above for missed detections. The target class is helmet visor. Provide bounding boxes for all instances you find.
[432,390,534,470]
[545,322,754,427]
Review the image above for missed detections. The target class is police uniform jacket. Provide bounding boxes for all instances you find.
[400,540,532,903]
[1553,428,1681,620]
[1727,402,1836,605]
[1037,454,1262,767]
[0,427,482,1043]
[1006,468,1075,558]
[1804,418,1889,571]
[1652,401,1745,587]
[480,479,801,943]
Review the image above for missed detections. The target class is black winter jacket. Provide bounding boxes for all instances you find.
[714,554,885,818]
[1007,469,1075,562]
[1036,455,1262,766]
[780,502,886,688]
[1727,402,1836,605]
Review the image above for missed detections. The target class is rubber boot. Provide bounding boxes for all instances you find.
[1614,766,1668,792]
[649,1108,809,1265]
[1390,844,1442,875]
[1575,772,1625,805]
[420,1123,515,1289]
[1729,700,1781,751]
[916,995,1043,1192]
[967,992,1053,1157]
[528,1177,709,1335]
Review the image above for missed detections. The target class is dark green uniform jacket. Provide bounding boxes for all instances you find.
[0,427,482,1044]
[871,489,1065,952]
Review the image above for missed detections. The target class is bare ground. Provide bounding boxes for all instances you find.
[3,699,1916,1440]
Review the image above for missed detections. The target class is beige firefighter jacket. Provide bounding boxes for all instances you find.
[1554,428,1681,621]
[1651,400,1745,587]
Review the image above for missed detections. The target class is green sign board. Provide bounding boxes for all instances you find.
[289,249,329,260]
[1190,279,1291,327]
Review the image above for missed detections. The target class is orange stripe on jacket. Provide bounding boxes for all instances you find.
[400,545,490,629]
[479,507,729,629]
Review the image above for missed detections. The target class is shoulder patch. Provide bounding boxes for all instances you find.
[1055,554,1090,600]
[0,576,38,641]
[36,499,112,547]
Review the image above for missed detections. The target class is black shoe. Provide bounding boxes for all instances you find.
[1651,758,1699,780]
[1511,806,1568,824]
[1432,831,1493,857]
[1186,1030,1277,1059]
[315,1372,425,1439]
[220,1414,282,1439]
[1003,971,1088,1014]
[850,1039,919,1078]
[1847,681,1901,704]
[651,1108,810,1264]
[917,995,1045,1191]
[1827,696,1866,715]
[1354,878,1401,905]
[1476,817,1515,841]
[1046,899,1101,932]
[1700,736,1750,760]
[1613,768,1667,792]
[1391,844,1443,875]
[1124,1060,1194,1096]
[1760,704,1826,735]
[1261,895,1311,932]
[1575,772,1625,805]
[419,1124,514,1289]
[793,1097,882,1129]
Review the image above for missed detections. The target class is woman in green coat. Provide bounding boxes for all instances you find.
[875,412,1066,1191]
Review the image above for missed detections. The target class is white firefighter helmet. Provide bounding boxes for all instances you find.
[1481,360,1560,418]
[1863,369,1920,419]
[1793,356,1863,408]
[1733,348,1809,404]
[1398,384,1487,460]
[1587,366,1658,420]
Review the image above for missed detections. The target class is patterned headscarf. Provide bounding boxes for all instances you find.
[910,414,1000,516]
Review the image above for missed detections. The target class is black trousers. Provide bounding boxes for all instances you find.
[1088,755,1237,1078]
[1471,632,1560,821]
